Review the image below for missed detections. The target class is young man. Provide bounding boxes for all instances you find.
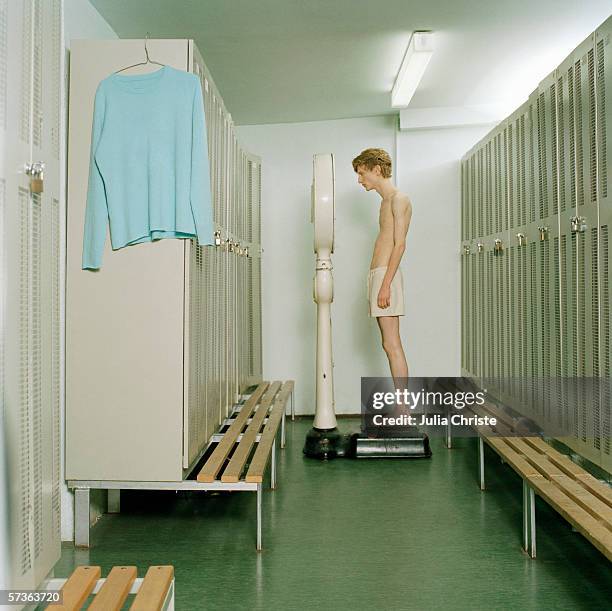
[352,148,412,382]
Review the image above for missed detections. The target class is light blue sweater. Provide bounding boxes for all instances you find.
[82,65,214,270]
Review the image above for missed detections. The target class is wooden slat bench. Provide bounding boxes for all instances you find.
[464,398,612,561]
[196,379,294,550]
[67,381,295,551]
[44,565,174,610]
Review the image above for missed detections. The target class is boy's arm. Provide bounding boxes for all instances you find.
[382,194,412,287]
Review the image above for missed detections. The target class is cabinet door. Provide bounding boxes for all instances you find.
[1,0,62,594]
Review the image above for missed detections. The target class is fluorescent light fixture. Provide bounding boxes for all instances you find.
[391,31,434,108]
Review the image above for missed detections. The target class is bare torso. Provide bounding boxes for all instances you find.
[370,196,397,269]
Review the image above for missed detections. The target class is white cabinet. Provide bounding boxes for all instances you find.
[66,39,262,482]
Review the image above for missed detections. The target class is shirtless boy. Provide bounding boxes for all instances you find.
[352,148,412,382]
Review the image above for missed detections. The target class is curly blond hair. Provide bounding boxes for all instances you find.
[351,148,392,178]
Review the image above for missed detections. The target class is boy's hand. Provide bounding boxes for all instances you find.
[377,283,391,309]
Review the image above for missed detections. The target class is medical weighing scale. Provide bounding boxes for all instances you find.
[303,153,431,459]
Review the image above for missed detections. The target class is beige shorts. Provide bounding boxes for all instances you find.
[367,266,405,317]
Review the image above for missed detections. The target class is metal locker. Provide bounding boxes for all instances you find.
[595,20,612,473]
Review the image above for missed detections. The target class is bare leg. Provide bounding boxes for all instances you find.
[377,316,409,381]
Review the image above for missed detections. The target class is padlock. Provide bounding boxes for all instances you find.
[30,176,44,194]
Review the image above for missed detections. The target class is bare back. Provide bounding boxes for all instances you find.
[370,192,412,269]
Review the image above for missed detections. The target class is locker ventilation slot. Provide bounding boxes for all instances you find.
[18,188,32,575]
[596,39,607,199]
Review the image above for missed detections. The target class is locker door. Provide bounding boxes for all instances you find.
[1,0,61,594]
[595,21,612,473]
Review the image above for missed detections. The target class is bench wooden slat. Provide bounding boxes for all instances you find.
[129,566,174,611]
[522,438,588,477]
[221,382,282,482]
[572,473,612,508]
[197,383,268,482]
[503,437,567,478]
[550,476,612,529]
[516,438,612,520]
[527,478,612,561]
[245,384,292,483]
[484,437,543,479]
[88,566,137,611]
[521,438,612,508]
[46,565,101,610]
[245,403,285,483]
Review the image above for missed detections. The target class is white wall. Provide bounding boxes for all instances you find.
[237,118,496,415]
[61,0,118,542]
[238,116,396,415]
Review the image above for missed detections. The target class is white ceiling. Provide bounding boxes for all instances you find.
[89,0,612,126]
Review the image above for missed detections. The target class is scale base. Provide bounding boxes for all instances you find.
[304,426,432,459]
[303,427,348,459]
[350,430,432,458]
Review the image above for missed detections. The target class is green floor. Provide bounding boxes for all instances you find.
[55,418,611,610]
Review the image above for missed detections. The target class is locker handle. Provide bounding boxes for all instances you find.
[570,216,587,233]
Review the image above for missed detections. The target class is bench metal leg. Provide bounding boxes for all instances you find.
[163,579,175,611]
[74,488,90,548]
[271,438,277,490]
[256,484,263,551]
[478,436,485,490]
[290,388,295,421]
[523,481,536,558]
[107,489,120,513]
[281,409,286,449]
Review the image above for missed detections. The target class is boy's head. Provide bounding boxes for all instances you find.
[351,148,392,191]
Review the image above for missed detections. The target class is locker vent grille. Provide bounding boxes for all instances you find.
[557,76,567,213]
[495,136,502,232]
[550,83,558,214]
[20,0,32,143]
[570,233,578,378]
[31,193,42,559]
[592,226,600,378]
[596,39,607,199]
[478,148,484,237]
[507,125,514,229]
[32,0,42,147]
[578,235,585,377]
[575,59,585,207]
[569,66,577,209]
[51,0,60,158]
[588,47,597,205]
[486,142,492,235]
[529,105,536,222]
[592,226,600,447]
[602,225,610,454]
[486,252,493,376]
[529,241,537,404]
[470,156,475,238]
[51,198,60,538]
[18,187,32,575]
[559,235,567,374]
[519,114,526,226]
[537,93,549,219]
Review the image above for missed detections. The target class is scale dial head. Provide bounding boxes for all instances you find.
[311,153,335,255]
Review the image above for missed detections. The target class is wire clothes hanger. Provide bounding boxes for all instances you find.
[114,32,165,74]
